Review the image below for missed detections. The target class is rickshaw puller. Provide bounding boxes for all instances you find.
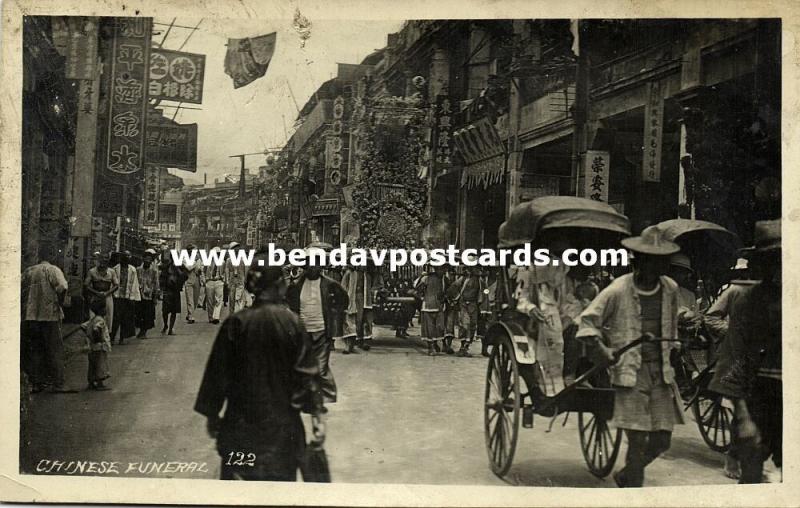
[577,226,685,488]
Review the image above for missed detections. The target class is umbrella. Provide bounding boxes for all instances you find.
[656,218,742,294]
[657,219,741,260]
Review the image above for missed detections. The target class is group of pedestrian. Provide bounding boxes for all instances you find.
[415,263,492,357]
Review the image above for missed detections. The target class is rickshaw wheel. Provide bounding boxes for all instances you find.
[692,391,733,452]
[484,334,520,477]
[578,411,622,478]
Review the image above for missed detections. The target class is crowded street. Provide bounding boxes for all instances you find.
[23,308,754,487]
[13,12,784,498]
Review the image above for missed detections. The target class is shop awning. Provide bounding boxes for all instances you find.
[460,155,505,189]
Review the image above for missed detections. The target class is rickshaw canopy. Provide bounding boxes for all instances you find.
[497,196,631,248]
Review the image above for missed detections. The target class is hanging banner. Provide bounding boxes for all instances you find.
[642,81,664,182]
[143,165,161,226]
[65,17,98,80]
[224,33,277,89]
[145,123,198,171]
[584,150,610,202]
[453,116,505,165]
[106,17,152,175]
[149,48,205,104]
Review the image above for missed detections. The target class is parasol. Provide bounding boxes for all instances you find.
[655,218,742,294]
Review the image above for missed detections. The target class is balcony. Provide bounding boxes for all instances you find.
[292,99,332,152]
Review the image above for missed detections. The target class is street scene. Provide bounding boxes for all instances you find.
[23,314,760,486]
[18,14,781,490]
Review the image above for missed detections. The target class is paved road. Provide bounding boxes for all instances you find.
[23,303,744,487]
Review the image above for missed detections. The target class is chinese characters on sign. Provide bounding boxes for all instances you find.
[106,17,152,175]
[65,17,98,80]
[149,49,205,104]
[143,166,160,226]
[325,96,347,192]
[584,150,610,202]
[145,124,198,171]
[642,81,664,182]
[431,95,453,173]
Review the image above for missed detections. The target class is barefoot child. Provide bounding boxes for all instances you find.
[81,298,112,390]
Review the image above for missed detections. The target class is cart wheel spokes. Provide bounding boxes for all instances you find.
[578,411,622,478]
[692,391,733,452]
[484,336,520,477]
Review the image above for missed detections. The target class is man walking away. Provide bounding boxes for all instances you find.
[577,226,685,488]
[710,220,781,484]
[21,247,70,393]
[205,247,225,324]
[195,255,326,481]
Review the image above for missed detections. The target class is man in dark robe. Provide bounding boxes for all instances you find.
[195,258,326,481]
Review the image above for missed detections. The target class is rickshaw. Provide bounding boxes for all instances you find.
[656,218,742,453]
[483,196,636,479]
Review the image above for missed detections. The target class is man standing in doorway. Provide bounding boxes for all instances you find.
[21,247,70,393]
[205,246,224,324]
[577,226,684,488]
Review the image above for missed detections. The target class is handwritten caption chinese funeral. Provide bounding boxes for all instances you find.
[34,460,210,475]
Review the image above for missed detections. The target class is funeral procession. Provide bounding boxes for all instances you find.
[16,15,783,488]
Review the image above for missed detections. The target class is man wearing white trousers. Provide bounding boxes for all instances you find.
[184,244,205,324]
[205,247,224,324]
[224,242,250,314]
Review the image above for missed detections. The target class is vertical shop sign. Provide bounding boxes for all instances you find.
[106,17,152,175]
[65,17,98,80]
[431,95,453,174]
[642,81,664,182]
[143,165,160,226]
[584,150,610,202]
[325,96,345,193]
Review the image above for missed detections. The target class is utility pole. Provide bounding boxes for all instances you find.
[229,149,284,197]
[571,19,589,197]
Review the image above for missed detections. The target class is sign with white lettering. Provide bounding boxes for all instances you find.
[143,165,160,226]
[106,17,152,175]
[149,49,205,104]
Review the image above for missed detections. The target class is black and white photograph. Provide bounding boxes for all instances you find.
[1,0,796,505]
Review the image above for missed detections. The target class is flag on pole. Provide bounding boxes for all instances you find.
[224,32,277,89]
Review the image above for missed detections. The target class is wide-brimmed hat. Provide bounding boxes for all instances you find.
[144,248,157,255]
[669,252,692,271]
[621,225,680,256]
[749,219,781,253]
[229,241,240,249]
